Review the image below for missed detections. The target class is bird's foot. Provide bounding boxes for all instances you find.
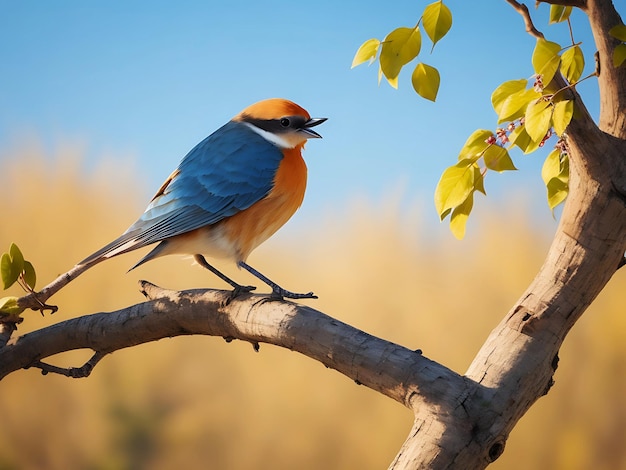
[194,254,257,300]
[18,291,58,316]
[230,283,257,297]
[237,261,318,301]
[35,302,59,316]
[224,284,257,305]
[269,287,318,301]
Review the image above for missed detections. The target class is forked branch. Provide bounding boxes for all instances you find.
[30,351,107,378]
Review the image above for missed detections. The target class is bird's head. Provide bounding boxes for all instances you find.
[233,98,327,149]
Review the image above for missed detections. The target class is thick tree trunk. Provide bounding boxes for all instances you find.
[389,1,626,466]
[388,122,626,470]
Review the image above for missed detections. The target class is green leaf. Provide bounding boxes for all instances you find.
[422,1,453,49]
[9,243,24,275]
[483,145,517,172]
[23,261,36,290]
[549,5,572,24]
[1,253,19,290]
[614,44,626,68]
[473,165,486,195]
[559,152,569,183]
[434,158,476,218]
[352,38,381,68]
[0,296,24,316]
[380,27,422,88]
[508,124,540,154]
[542,149,569,212]
[609,24,626,42]
[532,39,562,84]
[457,129,494,161]
[547,149,569,185]
[561,45,585,83]
[542,148,562,185]
[525,98,553,143]
[449,191,473,240]
[552,99,574,136]
[411,62,440,101]
[496,87,539,124]
[546,177,569,211]
[491,79,527,115]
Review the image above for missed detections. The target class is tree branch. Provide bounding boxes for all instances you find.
[16,261,101,314]
[30,351,107,378]
[390,124,626,467]
[1,282,469,410]
[586,0,626,139]
[505,0,545,39]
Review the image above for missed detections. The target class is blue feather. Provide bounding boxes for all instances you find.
[80,121,283,264]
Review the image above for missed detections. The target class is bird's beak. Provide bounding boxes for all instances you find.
[300,117,327,138]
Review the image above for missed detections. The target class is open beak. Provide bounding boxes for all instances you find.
[300,117,327,138]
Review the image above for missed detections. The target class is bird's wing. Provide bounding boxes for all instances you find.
[80,121,283,264]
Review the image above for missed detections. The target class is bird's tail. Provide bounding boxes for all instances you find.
[78,229,143,266]
[18,231,149,312]
[19,227,169,312]
[126,241,169,272]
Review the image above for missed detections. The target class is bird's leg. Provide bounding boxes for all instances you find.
[193,255,256,296]
[238,261,317,300]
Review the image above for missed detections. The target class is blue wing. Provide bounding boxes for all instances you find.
[80,121,282,264]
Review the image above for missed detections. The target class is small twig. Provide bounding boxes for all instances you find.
[17,260,101,314]
[505,0,545,39]
[567,18,576,45]
[550,72,598,101]
[28,351,107,378]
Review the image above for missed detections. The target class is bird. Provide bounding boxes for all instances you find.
[78,98,326,300]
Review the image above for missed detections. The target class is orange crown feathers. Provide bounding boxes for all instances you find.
[234,98,311,122]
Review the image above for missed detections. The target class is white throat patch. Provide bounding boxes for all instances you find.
[242,122,292,149]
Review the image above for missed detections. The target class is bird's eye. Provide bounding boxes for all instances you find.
[280,118,291,127]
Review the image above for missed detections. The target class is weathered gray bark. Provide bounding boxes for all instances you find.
[1,1,624,468]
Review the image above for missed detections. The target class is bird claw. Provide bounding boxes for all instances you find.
[236,261,317,301]
[20,291,58,316]
[230,284,257,298]
[36,303,59,316]
[270,288,318,301]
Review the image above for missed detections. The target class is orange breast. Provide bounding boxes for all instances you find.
[222,144,308,261]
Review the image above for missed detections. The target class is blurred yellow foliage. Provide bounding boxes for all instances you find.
[0,144,625,469]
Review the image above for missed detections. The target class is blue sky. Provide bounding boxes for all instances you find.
[0,1,602,236]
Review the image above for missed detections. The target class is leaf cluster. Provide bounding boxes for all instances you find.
[434,5,595,238]
[351,0,452,101]
[0,243,36,317]
[351,4,623,239]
